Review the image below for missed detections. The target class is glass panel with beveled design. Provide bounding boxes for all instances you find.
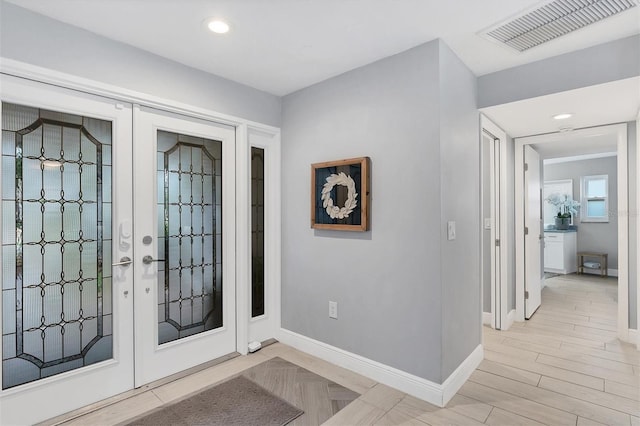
[1,102,113,390]
[251,147,265,318]
[156,130,222,345]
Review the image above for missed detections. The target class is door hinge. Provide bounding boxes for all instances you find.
[524,227,529,235]
[495,239,500,247]
[525,291,529,299]
[524,163,529,172]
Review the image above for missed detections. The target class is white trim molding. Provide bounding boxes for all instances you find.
[480,115,509,331]
[247,127,282,344]
[505,309,516,330]
[482,312,492,325]
[514,124,631,343]
[278,328,483,407]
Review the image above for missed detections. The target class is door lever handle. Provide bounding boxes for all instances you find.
[142,255,165,265]
[112,256,133,266]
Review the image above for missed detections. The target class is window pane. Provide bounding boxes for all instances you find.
[251,147,265,318]
[587,200,606,217]
[156,130,223,345]
[2,102,113,390]
[587,179,606,197]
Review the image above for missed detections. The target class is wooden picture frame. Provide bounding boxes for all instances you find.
[311,156,370,231]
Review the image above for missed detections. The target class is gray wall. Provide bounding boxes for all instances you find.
[544,157,618,269]
[281,40,480,383]
[0,1,281,127]
[628,121,637,329]
[438,42,480,379]
[478,35,640,108]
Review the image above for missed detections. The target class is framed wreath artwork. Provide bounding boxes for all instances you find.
[311,157,370,231]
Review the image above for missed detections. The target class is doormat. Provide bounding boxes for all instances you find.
[126,375,303,426]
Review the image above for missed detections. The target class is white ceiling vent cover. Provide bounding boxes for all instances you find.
[482,0,639,52]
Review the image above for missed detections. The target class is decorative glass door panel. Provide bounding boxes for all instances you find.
[251,147,265,318]
[2,103,113,389]
[133,106,235,387]
[1,75,133,426]
[156,130,222,344]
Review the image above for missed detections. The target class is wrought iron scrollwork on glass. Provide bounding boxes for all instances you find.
[2,103,113,389]
[156,131,222,345]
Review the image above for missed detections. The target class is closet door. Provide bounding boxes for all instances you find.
[133,106,236,386]
[0,75,134,425]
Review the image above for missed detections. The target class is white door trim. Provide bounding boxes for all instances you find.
[480,115,509,330]
[246,127,282,345]
[514,124,630,342]
[637,110,640,349]
[0,59,283,374]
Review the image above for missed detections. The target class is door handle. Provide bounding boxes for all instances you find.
[142,255,165,265]
[112,256,133,266]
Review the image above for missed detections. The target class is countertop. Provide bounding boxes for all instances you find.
[544,226,577,233]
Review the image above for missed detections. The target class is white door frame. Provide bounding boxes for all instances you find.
[636,111,640,349]
[246,128,282,344]
[480,116,509,330]
[515,123,631,342]
[0,60,282,369]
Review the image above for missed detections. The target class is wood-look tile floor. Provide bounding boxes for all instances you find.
[43,274,638,426]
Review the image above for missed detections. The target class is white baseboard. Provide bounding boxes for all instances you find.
[504,309,516,330]
[278,328,483,407]
[627,328,638,345]
[483,310,515,330]
[608,269,619,277]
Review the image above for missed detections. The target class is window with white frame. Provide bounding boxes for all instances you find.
[581,174,609,222]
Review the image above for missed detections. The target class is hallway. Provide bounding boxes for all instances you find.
[41,275,639,426]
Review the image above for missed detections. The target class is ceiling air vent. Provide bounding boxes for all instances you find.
[482,0,639,52]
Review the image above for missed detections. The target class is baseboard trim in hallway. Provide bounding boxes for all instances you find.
[278,327,483,407]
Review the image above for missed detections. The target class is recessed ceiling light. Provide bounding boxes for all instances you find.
[553,113,573,120]
[207,20,229,34]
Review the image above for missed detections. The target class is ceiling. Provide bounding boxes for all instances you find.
[480,77,640,138]
[481,76,639,159]
[5,0,640,96]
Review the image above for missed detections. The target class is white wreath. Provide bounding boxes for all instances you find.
[321,172,358,219]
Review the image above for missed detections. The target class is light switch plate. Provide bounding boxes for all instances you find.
[484,218,492,230]
[447,221,456,241]
[329,301,338,319]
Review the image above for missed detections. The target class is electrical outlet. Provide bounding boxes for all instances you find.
[329,301,338,319]
[447,221,456,240]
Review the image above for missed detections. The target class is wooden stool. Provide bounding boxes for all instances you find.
[577,252,608,277]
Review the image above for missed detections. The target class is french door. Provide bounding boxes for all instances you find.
[1,77,237,424]
[0,75,134,425]
[132,106,236,386]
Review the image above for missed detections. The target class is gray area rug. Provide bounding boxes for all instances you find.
[127,375,303,426]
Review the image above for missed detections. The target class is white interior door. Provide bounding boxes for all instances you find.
[0,75,134,425]
[524,145,542,319]
[133,106,236,387]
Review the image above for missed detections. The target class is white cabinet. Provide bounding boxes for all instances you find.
[544,232,577,274]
